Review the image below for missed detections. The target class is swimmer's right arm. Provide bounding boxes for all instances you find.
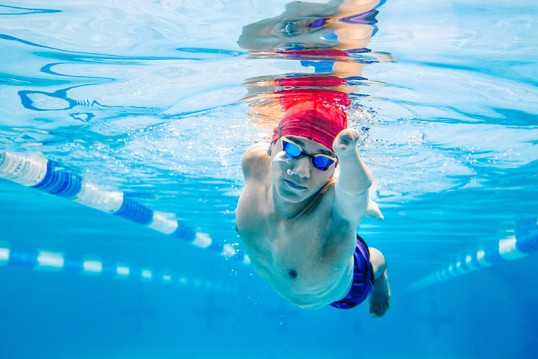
[237,143,270,235]
[241,143,271,181]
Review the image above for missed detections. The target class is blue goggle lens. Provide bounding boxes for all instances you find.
[312,156,333,170]
[282,140,302,158]
[282,138,336,171]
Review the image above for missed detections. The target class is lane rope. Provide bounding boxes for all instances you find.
[0,151,249,265]
[0,244,230,291]
[406,219,538,291]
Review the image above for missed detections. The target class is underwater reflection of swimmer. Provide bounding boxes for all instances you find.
[236,0,390,317]
[239,0,390,125]
[238,0,383,52]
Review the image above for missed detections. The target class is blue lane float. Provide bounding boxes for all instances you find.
[407,219,538,291]
[0,151,250,264]
[0,245,228,291]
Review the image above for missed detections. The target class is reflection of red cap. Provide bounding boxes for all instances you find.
[272,101,347,151]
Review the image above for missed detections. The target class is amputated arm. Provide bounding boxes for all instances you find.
[332,128,373,225]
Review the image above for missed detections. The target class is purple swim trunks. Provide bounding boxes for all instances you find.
[330,235,374,309]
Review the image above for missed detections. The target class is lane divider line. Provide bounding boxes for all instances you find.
[0,151,250,265]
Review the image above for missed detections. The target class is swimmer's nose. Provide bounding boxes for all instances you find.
[292,156,310,179]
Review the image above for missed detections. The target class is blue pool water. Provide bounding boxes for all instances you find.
[1,0,537,358]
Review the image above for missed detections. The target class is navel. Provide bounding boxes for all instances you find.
[288,269,298,279]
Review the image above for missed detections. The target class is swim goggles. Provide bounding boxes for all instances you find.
[281,137,337,171]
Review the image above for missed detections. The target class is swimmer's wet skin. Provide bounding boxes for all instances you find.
[236,100,390,317]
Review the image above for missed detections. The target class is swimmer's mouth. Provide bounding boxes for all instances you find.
[284,179,307,190]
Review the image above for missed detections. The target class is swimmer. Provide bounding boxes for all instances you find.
[236,100,390,316]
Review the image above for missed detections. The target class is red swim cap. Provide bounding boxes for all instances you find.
[271,100,347,151]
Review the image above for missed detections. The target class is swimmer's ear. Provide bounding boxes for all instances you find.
[267,142,273,156]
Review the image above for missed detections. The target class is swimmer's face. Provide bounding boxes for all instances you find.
[270,135,335,203]
[237,4,338,51]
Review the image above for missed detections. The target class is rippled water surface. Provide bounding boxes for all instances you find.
[1,1,537,358]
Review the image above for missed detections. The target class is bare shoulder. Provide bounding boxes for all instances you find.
[237,143,271,237]
[241,142,271,181]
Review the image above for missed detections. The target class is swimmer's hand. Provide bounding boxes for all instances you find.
[332,128,361,157]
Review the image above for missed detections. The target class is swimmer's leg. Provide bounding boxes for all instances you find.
[368,247,390,317]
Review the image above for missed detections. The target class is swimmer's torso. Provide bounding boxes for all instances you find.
[236,153,356,308]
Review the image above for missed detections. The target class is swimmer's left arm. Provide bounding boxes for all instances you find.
[332,128,373,225]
